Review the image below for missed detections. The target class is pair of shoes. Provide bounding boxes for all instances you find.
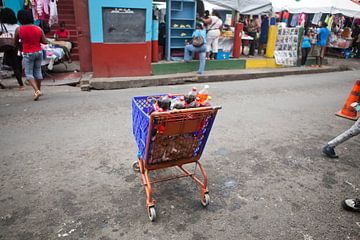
[343,198,360,212]
[197,71,204,75]
[33,90,42,101]
[322,144,338,158]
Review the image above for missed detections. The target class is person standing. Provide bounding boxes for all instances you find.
[246,18,259,57]
[201,10,223,60]
[14,9,48,101]
[258,15,269,55]
[0,8,24,90]
[184,23,206,75]
[316,22,330,67]
[322,102,360,158]
[301,30,311,66]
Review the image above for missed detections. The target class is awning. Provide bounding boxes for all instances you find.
[271,0,360,18]
[205,0,272,15]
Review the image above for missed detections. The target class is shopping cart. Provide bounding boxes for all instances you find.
[132,95,221,221]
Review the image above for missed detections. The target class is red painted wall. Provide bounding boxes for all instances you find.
[91,42,152,77]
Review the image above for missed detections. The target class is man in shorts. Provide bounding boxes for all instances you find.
[315,22,330,67]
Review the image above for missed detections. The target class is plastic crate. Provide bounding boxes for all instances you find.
[132,96,153,160]
[132,94,219,162]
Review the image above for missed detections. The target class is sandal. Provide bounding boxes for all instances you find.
[33,90,42,101]
[19,86,25,91]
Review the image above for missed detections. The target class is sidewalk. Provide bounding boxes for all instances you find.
[89,64,352,90]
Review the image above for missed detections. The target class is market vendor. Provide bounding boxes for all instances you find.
[200,10,223,60]
[53,21,72,63]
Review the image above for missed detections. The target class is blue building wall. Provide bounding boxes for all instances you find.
[88,0,153,43]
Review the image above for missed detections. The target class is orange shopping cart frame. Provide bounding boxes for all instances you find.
[132,95,221,221]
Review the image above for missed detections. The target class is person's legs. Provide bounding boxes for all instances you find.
[184,44,195,62]
[33,51,44,92]
[212,36,219,60]
[23,53,39,93]
[323,118,360,158]
[206,36,215,59]
[4,50,24,88]
[319,47,325,67]
[249,32,256,56]
[197,45,206,74]
[301,48,306,65]
[301,48,310,66]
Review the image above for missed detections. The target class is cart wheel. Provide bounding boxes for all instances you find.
[201,193,210,207]
[132,161,140,173]
[148,207,156,222]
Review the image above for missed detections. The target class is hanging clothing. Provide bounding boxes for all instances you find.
[324,15,334,31]
[290,14,299,27]
[49,0,58,27]
[312,13,322,25]
[43,0,50,15]
[298,13,306,26]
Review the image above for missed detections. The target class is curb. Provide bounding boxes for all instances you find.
[89,66,351,90]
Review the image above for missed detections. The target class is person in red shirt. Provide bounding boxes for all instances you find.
[54,21,72,63]
[54,21,70,41]
[15,9,47,101]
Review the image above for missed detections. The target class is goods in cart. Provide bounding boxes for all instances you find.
[132,85,221,221]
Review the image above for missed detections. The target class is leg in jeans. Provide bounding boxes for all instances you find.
[184,44,196,62]
[198,45,206,74]
[328,118,360,148]
[301,48,310,65]
[33,51,43,91]
[23,53,39,93]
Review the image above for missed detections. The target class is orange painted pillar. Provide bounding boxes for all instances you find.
[233,23,243,58]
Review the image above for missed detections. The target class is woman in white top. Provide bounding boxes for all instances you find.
[0,8,23,90]
[201,10,223,60]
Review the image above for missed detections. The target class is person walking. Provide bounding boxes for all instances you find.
[315,22,330,67]
[301,30,311,66]
[184,23,206,75]
[0,8,24,90]
[14,9,47,101]
[201,10,222,60]
[322,102,360,158]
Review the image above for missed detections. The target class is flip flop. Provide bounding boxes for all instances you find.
[33,90,42,101]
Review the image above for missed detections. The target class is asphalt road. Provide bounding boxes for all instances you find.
[1,70,360,240]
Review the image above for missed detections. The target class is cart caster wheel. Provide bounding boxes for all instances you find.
[148,207,156,222]
[132,161,140,173]
[201,193,210,207]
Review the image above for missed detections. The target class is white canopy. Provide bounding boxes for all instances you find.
[205,0,272,15]
[271,0,360,18]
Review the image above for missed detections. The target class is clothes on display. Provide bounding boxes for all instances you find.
[312,13,322,25]
[290,14,299,27]
[24,0,58,26]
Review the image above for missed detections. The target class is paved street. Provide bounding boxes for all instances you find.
[1,70,360,240]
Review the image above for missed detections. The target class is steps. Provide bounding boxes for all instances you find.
[47,0,79,60]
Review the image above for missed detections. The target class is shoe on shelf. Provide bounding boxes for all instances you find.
[322,144,338,158]
[343,198,360,212]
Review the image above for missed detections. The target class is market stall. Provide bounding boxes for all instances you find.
[271,0,360,59]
